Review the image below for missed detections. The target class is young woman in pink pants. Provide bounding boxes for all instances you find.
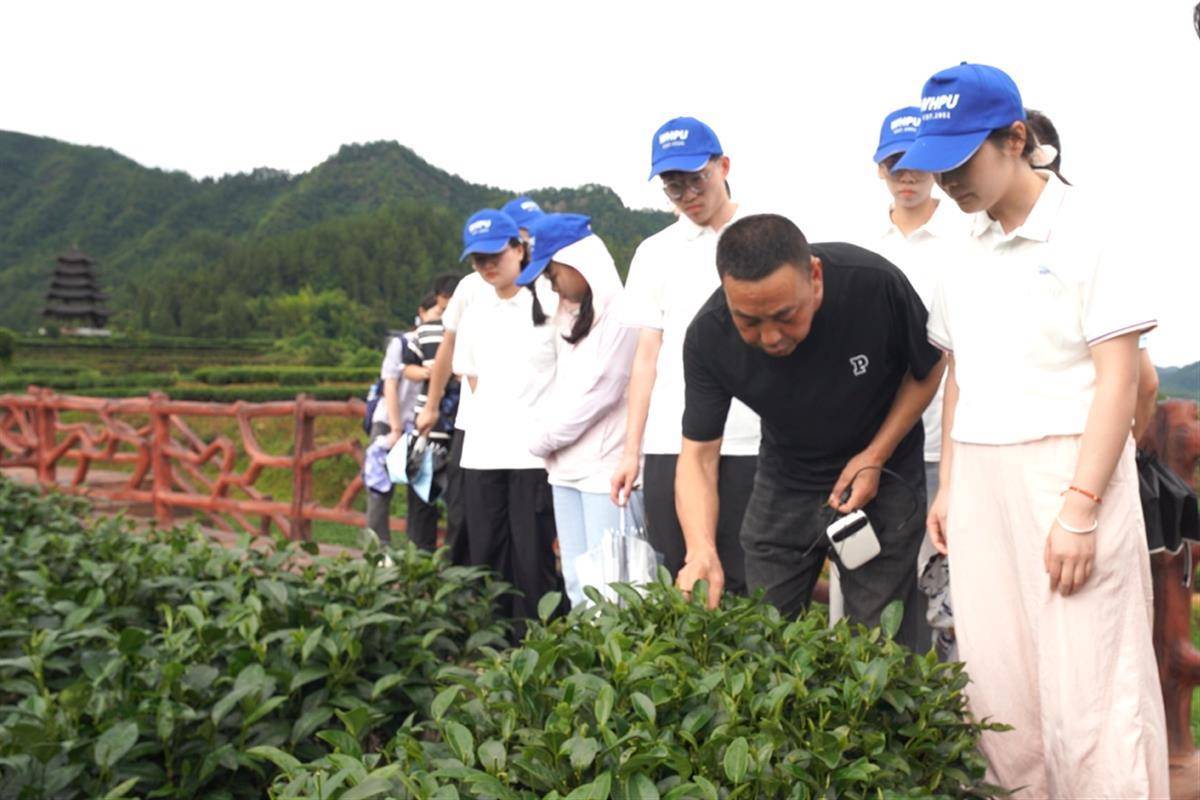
[900,63,1169,798]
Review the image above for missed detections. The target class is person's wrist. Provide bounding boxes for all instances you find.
[1059,491,1098,524]
[683,547,719,566]
[860,443,888,467]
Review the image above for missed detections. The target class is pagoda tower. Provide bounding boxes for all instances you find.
[42,248,111,331]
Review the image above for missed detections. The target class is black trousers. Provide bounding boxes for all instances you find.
[405,482,439,551]
[740,467,930,651]
[642,453,756,595]
[441,428,470,566]
[463,467,564,624]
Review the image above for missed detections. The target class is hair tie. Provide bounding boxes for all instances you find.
[1031,144,1059,169]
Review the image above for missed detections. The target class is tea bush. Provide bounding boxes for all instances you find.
[0,477,509,799]
[260,583,1005,799]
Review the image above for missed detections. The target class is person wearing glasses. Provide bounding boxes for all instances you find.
[905,63,1167,797]
[612,117,760,594]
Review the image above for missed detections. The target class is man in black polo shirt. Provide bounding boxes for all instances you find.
[676,213,943,650]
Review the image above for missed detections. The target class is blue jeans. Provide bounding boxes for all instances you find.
[552,486,645,608]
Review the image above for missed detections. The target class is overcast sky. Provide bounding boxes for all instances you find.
[4,1,1198,366]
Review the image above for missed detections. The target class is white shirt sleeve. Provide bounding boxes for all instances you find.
[1083,243,1157,346]
[442,276,473,333]
[926,276,952,352]
[379,337,404,380]
[619,240,666,330]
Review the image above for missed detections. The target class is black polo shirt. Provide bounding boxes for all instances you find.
[682,242,942,491]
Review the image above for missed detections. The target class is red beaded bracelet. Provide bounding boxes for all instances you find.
[1061,485,1102,504]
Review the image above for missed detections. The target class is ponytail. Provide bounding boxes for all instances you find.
[562,288,595,345]
[512,238,548,327]
[988,121,1071,186]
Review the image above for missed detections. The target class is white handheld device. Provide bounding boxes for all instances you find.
[826,509,881,570]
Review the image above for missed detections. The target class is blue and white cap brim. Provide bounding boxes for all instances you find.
[648,152,712,180]
[459,236,513,262]
[894,129,990,173]
[872,141,911,165]
[515,256,552,287]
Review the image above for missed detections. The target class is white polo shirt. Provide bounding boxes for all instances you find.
[621,207,762,456]
[871,198,970,462]
[927,174,1156,445]
[441,272,493,432]
[459,286,559,471]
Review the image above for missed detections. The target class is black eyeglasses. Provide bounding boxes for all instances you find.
[661,169,712,201]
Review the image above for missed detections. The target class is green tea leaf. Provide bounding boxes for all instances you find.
[94,720,139,770]
[723,736,749,783]
[619,772,659,800]
[340,777,393,800]
[478,738,507,772]
[102,777,140,799]
[880,600,903,640]
[595,683,614,728]
[431,685,461,721]
[291,706,334,744]
[318,729,363,758]
[565,735,600,771]
[631,692,656,725]
[512,648,539,686]
[245,745,302,775]
[537,591,563,623]
[443,720,475,766]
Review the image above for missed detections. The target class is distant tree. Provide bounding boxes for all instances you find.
[0,327,15,367]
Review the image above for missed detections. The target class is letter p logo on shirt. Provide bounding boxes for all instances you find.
[849,355,869,376]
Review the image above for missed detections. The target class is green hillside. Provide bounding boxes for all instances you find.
[1157,362,1200,400]
[0,132,672,338]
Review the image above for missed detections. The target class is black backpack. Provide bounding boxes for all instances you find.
[362,378,384,435]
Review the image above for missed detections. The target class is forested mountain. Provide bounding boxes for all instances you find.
[1157,362,1200,400]
[0,131,672,338]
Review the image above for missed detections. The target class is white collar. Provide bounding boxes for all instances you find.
[970,173,1068,243]
[676,202,745,241]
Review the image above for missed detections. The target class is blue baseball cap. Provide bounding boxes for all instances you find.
[648,116,723,180]
[501,196,545,229]
[459,209,520,262]
[894,63,1025,173]
[873,106,922,164]
[516,213,592,286]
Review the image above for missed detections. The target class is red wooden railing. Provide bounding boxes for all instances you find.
[0,386,400,540]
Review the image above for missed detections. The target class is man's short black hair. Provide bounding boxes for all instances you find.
[431,272,462,297]
[716,213,812,282]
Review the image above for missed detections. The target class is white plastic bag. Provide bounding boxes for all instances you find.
[572,494,659,605]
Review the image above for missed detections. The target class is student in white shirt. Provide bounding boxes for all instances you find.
[844,105,972,658]
[365,325,428,545]
[516,213,642,608]
[418,202,545,563]
[456,208,565,627]
[612,117,760,594]
[1023,109,1161,439]
[899,63,1168,798]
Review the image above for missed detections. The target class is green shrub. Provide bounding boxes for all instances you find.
[0,372,177,393]
[0,476,509,799]
[192,366,377,386]
[262,582,1005,799]
[0,327,15,367]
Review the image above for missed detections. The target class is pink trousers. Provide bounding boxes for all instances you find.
[947,436,1169,799]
